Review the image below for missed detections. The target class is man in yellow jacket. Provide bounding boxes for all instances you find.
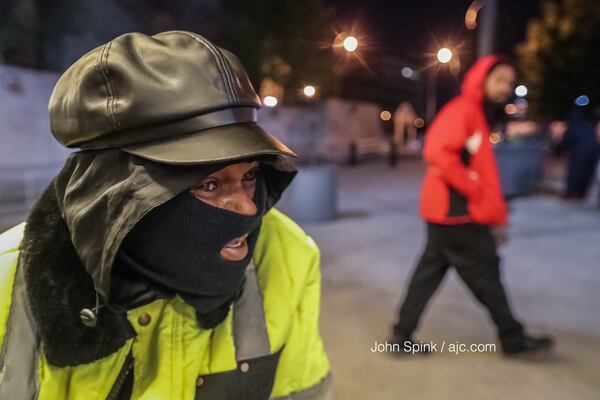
[0,31,331,399]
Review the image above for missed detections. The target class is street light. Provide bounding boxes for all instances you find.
[343,36,358,52]
[426,47,456,122]
[436,48,453,64]
[303,85,316,98]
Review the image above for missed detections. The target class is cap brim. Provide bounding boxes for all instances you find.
[122,122,296,165]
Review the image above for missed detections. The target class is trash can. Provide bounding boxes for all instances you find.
[494,139,547,198]
[276,165,337,222]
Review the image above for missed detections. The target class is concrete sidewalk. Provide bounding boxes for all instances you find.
[300,160,600,400]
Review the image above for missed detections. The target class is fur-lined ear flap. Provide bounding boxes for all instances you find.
[20,181,135,367]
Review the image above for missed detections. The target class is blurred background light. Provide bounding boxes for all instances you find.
[575,95,590,106]
[303,85,316,98]
[489,131,502,144]
[515,84,528,97]
[515,97,528,106]
[414,117,425,128]
[380,110,391,121]
[505,103,518,115]
[465,0,483,30]
[263,96,278,107]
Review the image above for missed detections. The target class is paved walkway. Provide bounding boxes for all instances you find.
[299,160,600,400]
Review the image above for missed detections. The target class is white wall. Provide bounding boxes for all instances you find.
[0,65,69,229]
[0,65,69,167]
[258,97,385,163]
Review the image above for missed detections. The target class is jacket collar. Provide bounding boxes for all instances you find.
[20,182,135,367]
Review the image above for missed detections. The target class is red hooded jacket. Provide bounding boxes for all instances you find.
[420,55,508,226]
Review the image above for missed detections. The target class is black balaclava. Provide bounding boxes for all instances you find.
[114,172,267,327]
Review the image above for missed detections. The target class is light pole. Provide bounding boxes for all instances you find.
[465,0,498,57]
[478,0,497,57]
[426,48,454,123]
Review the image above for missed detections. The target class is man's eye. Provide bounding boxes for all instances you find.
[198,181,217,192]
[243,169,259,181]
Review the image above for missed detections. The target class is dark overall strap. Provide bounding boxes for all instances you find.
[0,255,40,399]
[105,260,276,400]
[195,260,280,400]
[228,261,334,400]
[232,260,271,361]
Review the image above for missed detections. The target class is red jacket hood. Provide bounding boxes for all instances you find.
[460,55,503,104]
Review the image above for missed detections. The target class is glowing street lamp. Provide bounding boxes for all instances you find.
[436,48,453,64]
[343,36,359,52]
[303,85,316,98]
[426,47,455,122]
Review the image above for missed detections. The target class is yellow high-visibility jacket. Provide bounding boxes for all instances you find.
[0,208,331,399]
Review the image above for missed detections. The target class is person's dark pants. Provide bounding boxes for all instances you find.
[394,222,525,347]
[566,146,600,197]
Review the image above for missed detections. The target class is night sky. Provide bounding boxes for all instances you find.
[327,0,541,64]
[325,0,541,107]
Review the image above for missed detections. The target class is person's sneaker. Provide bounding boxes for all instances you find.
[386,333,431,357]
[502,335,554,359]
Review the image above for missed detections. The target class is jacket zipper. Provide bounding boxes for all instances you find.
[106,353,133,400]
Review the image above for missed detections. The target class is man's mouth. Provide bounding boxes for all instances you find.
[221,234,249,261]
[225,234,248,249]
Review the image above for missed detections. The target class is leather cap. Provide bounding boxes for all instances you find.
[49,31,296,164]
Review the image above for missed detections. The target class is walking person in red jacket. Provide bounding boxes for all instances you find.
[390,55,554,357]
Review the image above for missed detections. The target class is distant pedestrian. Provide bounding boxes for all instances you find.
[560,108,600,200]
[389,56,553,358]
